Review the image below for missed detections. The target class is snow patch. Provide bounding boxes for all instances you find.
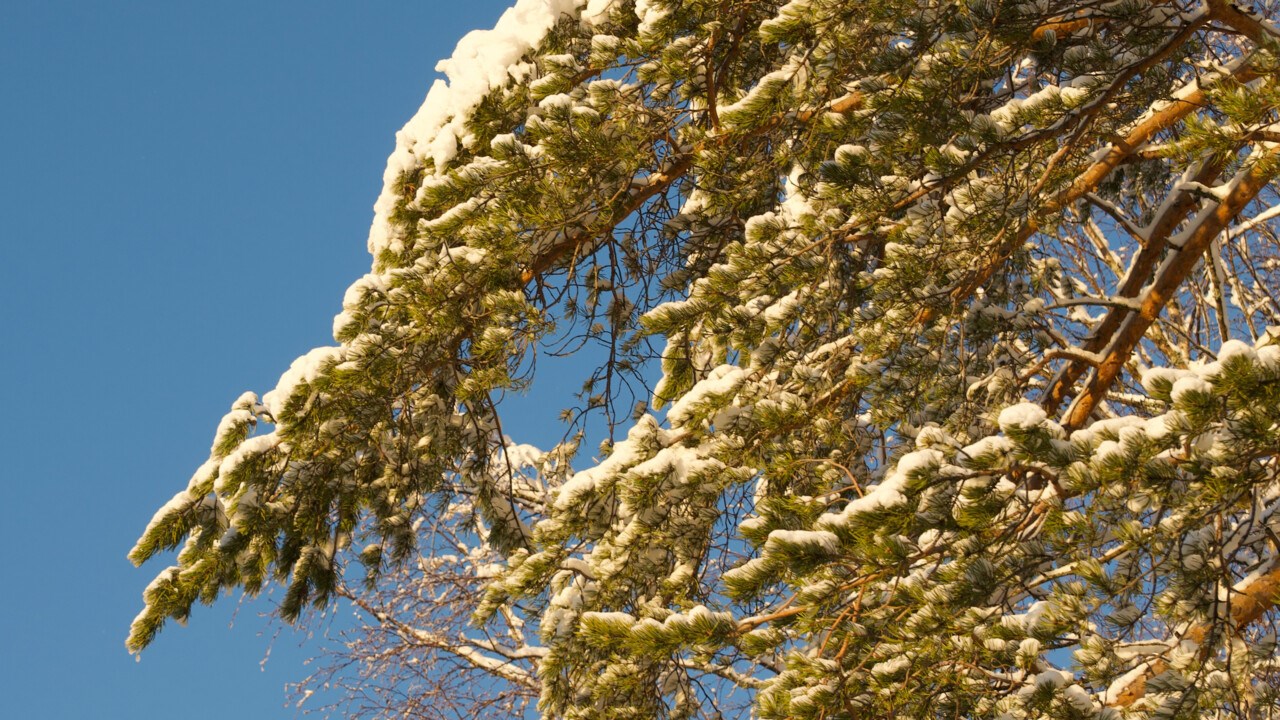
[369,0,585,257]
[262,346,346,419]
[998,403,1046,431]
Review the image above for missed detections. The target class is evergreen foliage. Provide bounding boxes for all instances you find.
[130,0,1280,717]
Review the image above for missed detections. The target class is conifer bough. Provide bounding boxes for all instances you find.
[130,0,1280,717]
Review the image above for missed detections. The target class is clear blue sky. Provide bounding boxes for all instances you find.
[0,2,515,716]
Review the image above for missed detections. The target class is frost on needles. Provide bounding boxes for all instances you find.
[129,0,1280,718]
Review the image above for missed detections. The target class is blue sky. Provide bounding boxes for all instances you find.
[0,2,519,716]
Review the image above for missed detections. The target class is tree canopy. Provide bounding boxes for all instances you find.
[130,0,1280,717]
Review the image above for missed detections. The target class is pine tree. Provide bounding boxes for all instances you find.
[130,0,1280,717]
